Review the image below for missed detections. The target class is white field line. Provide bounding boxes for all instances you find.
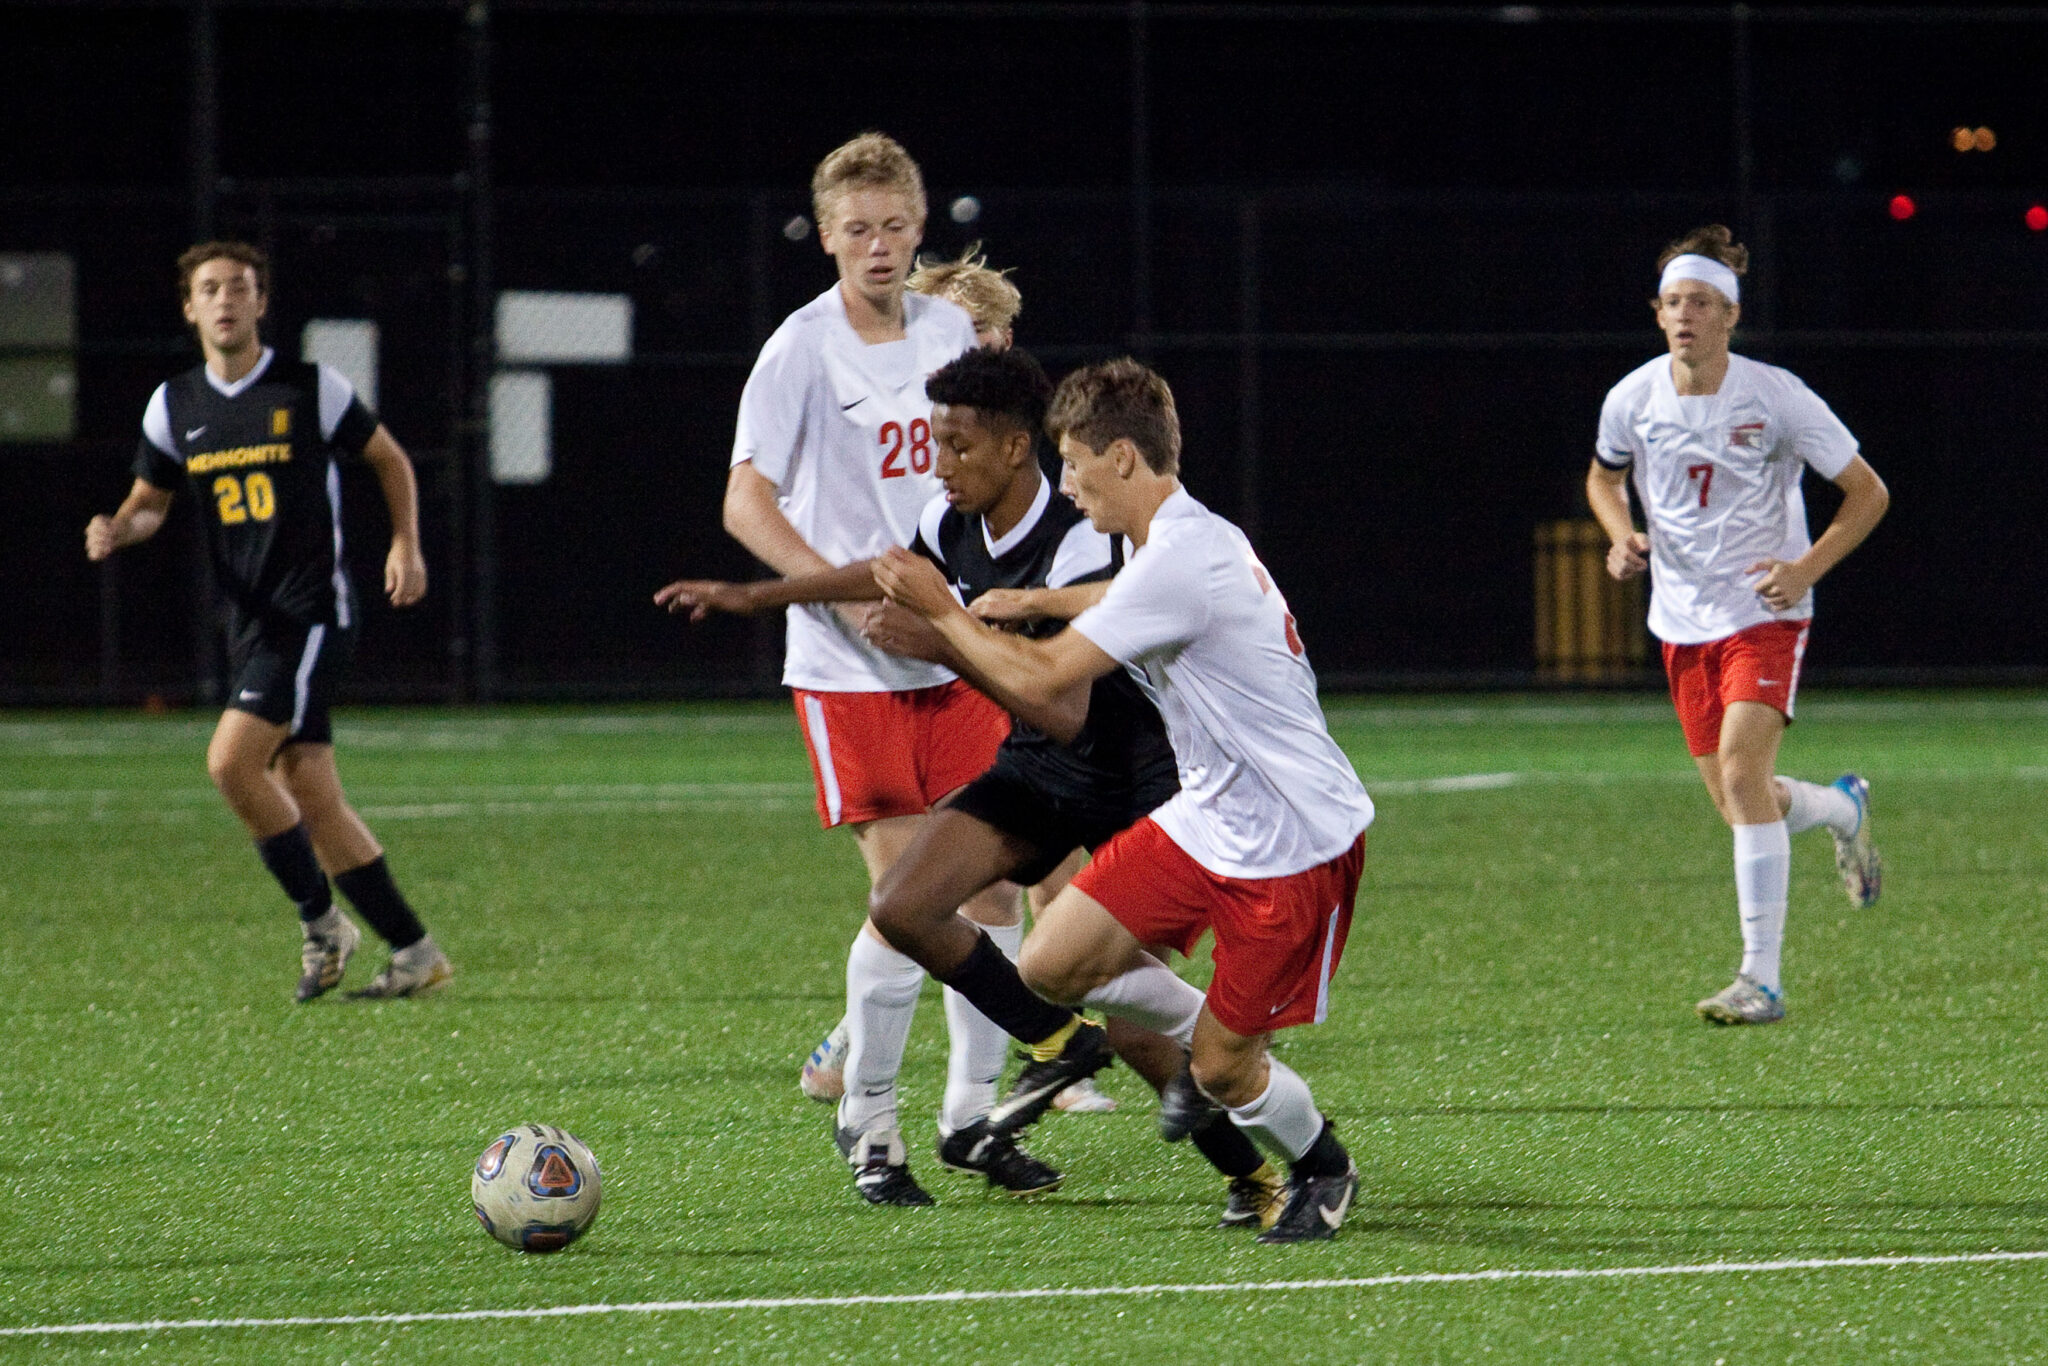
[3,693,2042,756]
[7,1249,2048,1338]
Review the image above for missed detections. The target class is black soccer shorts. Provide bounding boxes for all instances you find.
[943,751,1174,888]
[225,616,355,745]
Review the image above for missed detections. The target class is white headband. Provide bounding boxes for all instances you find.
[1659,254,1740,305]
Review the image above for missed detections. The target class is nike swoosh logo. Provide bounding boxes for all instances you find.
[237,690,262,701]
[186,426,206,440]
[1757,679,1780,686]
[1319,1186,1353,1229]
[987,1080,1063,1127]
[840,397,867,411]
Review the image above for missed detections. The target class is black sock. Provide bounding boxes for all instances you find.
[333,856,427,949]
[1192,1112,1267,1179]
[938,931,1075,1044]
[256,824,331,923]
[1291,1119,1350,1179]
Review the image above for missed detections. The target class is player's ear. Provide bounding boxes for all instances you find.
[1109,437,1142,478]
[1005,425,1033,470]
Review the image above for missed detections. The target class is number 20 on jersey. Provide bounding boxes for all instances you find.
[878,420,933,479]
[213,472,277,525]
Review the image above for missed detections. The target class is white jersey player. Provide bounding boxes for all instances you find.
[655,134,1015,1206]
[1587,224,1891,1026]
[875,358,1373,1244]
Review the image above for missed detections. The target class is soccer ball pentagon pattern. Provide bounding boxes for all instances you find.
[471,1124,603,1252]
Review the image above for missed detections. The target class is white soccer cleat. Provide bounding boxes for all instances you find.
[1051,1077,1118,1113]
[801,1019,849,1102]
[295,907,361,1002]
[1696,973,1785,1026]
[347,934,452,999]
[1830,773,1881,909]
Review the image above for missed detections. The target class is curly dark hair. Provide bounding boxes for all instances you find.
[924,345,1054,434]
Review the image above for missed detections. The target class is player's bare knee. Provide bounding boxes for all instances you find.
[1189,1048,1261,1109]
[1015,940,1087,1006]
[204,743,257,800]
[864,885,923,947]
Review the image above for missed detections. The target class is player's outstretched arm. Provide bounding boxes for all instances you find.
[655,561,883,621]
[1746,456,1890,612]
[362,426,427,607]
[84,479,174,561]
[1586,460,1649,581]
[874,547,1113,743]
[968,580,1110,625]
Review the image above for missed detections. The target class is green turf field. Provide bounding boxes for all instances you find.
[3,693,2045,1363]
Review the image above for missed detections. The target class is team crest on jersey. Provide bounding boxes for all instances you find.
[271,407,291,437]
[1728,422,1765,450]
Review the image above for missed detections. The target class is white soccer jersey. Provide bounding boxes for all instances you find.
[1596,352,1860,645]
[732,285,977,690]
[1070,489,1374,879]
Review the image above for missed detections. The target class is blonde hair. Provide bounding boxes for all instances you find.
[811,132,926,227]
[907,244,1022,335]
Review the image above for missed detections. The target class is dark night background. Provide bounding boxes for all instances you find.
[5,2,2044,703]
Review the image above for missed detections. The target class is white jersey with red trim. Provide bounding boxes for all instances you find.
[732,285,977,691]
[1596,352,1860,646]
[1070,488,1374,879]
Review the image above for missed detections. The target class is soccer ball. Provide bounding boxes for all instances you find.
[471,1124,603,1252]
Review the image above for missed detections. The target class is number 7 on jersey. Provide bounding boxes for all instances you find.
[1686,462,1715,508]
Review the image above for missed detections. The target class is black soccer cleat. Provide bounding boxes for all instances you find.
[1217,1164,1288,1230]
[937,1119,1063,1196]
[1257,1161,1358,1244]
[835,1124,934,1207]
[1158,1062,1224,1143]
[986,1020,1114,1137]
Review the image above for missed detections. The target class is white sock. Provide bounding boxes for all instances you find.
[941,920,1022,1132]
[1081,954,1206,1045]
[1225,1057,1327,1165]
[836,929,924,1138]
[1733,821,1791,993]
[1778,776,1859,838]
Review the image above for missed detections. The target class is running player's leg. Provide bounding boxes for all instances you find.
[1029,850,1117,1114]
[871,805,1075,1035]
[207,693,359,1002]
[278,743,450,998]
[1184,836,1366,1243]
[840,815,932,1143]
[1755,627,1878,908]
[1694,700,1792,1022]
[863,805,1069,1193]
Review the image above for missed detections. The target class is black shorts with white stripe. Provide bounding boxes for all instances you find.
[225,616,356,744]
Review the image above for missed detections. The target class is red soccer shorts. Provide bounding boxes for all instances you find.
[792,679,1010,828]
[1661,618,1811,757]
[1072,817,1367,1037]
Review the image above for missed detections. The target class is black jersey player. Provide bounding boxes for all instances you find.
[85,241,451,1002]
[657,347,1286,1226]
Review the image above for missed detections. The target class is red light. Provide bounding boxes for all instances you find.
[2027,205,2048,232]
[1889,194,1917,221]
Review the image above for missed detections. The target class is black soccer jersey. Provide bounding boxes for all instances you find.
[134,349,379,628]
[910,475,1178,799]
